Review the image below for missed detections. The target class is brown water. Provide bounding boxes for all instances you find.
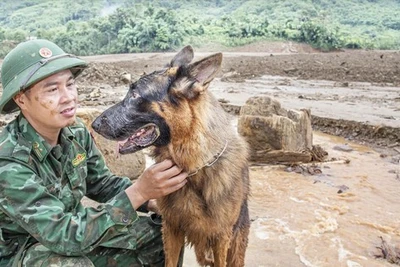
[244,132,400,267]
[183,132,400,266]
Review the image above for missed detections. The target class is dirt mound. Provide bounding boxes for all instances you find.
[195,41,319,54]
[79,62,131,86]
[225,41,320,54]
[218,50,400,85]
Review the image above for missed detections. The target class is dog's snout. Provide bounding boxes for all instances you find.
[91,116,107,131]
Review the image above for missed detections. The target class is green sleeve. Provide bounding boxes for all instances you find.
[84,135,150,213]
[0,159,138,256]
[78,124,133,203]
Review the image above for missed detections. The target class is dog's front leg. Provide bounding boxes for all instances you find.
[212,235,231,267]
[162,222,185,267]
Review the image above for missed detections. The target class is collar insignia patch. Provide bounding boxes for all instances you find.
[72,153,86,166]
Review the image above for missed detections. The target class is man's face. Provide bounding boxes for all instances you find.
[15,69,78,131]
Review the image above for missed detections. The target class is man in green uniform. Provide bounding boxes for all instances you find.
[0,39,188,266]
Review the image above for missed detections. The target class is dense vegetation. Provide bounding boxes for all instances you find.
[0,0,399,57]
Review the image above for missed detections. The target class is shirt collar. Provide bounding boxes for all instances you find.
[17,114,75,162]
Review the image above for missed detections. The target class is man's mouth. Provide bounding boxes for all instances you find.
[118,123,160,154]
[60,107,75,116]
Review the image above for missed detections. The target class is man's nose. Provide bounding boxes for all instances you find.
[60,86,76,102]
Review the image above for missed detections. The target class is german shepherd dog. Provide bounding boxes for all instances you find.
[91,46,250,266]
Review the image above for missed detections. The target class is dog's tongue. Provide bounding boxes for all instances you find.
[117,124,160,154]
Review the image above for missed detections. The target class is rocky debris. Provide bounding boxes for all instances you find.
[310,144,328,162]
[77,108,146,180]
[391,155,400,166]
[88,88,102,99]
[336,185,350,194]
[285,164,322,175]
[78,62,135,87]
[375,236,400,265]
[238,96,314,163]
[220,102,241,115]
[333,144,354,152]
[220,69,245,82]
[120,73,132,84]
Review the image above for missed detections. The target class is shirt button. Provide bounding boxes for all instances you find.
[122,216,129,223]
[35,201,41,207]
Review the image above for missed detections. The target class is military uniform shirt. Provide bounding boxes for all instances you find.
[0,114,138,259]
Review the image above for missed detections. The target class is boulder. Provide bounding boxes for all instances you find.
[238,96,313,163]
[220,102,242,115]
[76,108,146,180]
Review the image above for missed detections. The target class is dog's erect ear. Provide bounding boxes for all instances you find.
[189,52,222,88]
[169,45,194,67]
[177,53,222,99]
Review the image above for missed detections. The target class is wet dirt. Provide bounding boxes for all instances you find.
[244,132,400,267]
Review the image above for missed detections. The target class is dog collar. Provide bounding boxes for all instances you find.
[187,139,228,177]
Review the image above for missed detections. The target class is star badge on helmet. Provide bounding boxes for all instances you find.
[39,47,52,58]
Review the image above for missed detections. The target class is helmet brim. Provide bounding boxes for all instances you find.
[0,55,87,114]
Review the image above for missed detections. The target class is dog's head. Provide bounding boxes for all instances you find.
[91,46,222,154]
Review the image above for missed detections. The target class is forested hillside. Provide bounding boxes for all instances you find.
[0,0,399,57]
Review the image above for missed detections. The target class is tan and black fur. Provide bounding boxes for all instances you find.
[92,46,250,266]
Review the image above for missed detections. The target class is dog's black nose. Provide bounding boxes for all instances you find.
[91,117,103,132]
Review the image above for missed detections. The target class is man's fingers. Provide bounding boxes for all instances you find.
[165,174,188,195]
[137,159,187,198]
[151,159,174,172]
[165,172,188,187]
[149,160,184,181]
[161,165,185,180]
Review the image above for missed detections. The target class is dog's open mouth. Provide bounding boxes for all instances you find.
[118,123,160,154]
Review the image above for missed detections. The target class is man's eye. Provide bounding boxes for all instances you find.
[47,88,57,93]
[67,80,76,87]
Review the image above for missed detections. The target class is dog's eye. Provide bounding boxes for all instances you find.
[132,91,140,99]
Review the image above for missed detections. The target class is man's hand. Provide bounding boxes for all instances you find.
[125,159,187,210]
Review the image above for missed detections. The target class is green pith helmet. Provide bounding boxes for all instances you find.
[0,39,87,114]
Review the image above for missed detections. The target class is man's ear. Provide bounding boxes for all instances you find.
[13,92,27,110]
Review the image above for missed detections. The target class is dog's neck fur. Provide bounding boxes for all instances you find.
[154,93,231,175]
[186,139,228,177]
